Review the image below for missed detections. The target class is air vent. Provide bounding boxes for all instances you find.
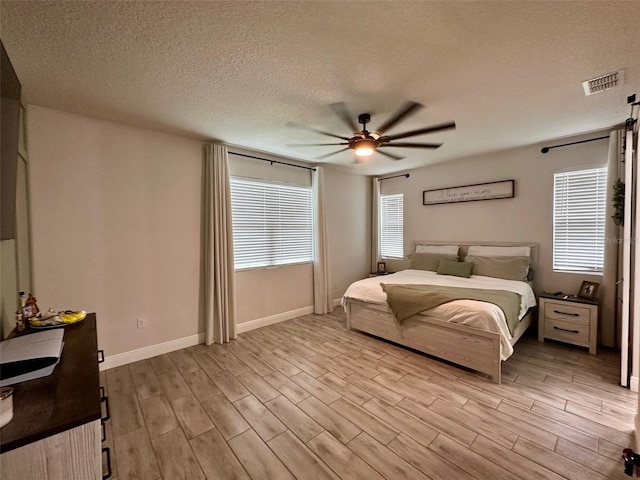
[582,69,625,96]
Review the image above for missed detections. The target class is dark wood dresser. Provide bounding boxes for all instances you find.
[0,313,104,479]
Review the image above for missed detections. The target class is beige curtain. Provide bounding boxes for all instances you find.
[313,166,333,314]
[371,177,381,273]
[203,144,236,344]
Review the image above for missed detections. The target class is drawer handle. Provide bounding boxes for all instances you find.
[102,447,112,479]
[101,394,110,424]
[553,326,580,334]
[553,309,580,317]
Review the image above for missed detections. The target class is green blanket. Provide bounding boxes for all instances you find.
[380,283,521,335]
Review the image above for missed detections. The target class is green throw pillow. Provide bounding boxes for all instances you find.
[407,253,458,271]
[437,260,473,278]
[464,255,530,281]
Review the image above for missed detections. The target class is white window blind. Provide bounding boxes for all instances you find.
[553,166,607,273]
[230,177,313,270]
[380,193,404,259]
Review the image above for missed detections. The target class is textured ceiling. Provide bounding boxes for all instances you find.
[2,1,639,175]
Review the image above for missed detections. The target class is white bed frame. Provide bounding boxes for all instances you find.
[345,241,539,384]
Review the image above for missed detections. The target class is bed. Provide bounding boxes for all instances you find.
[342,241,538,384]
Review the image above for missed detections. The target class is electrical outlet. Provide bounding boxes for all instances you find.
[137,317,147,329]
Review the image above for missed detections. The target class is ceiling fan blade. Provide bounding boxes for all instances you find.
[381,121,456,142]
[287,122,351,141]
[315,147,350,160]
[287,143,349,147]
[381,142,443,149]
[375,101,423,134]
[377,150,404,161]
[329,102,359,132]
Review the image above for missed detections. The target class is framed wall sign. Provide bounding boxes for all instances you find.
[423,180,515,205]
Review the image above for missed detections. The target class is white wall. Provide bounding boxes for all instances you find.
[27,106,203,357]
[26,106,371,358]
[380,131,615,346]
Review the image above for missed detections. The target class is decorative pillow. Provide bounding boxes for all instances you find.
[437,260,473,278]
[467,245,531,257]
[464,255,530,281]
[408,253,458,271]
[415,244,459,255]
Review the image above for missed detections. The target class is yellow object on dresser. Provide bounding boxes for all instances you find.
[28,310,86,328]
[538,293,598,354]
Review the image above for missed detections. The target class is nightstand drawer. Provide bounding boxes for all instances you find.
[544,318,590,345]
[538,294,598,354]
[544,302,590,325]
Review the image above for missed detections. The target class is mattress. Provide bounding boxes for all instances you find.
[342,269,537,360]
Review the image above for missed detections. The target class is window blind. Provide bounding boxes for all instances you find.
[380,193,404,259]
[230,177,313,270]
[553,166,607,273]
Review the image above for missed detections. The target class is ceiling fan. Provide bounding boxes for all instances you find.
[288,101,455,162]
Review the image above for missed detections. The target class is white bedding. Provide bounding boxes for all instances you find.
[341,269,537,360]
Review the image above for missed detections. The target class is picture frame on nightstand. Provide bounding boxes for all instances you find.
[377,262,386,274]
[578,281,599,300]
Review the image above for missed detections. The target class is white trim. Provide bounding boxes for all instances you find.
[333,298,342,308]
[632,130,640,398]
[236,306,314,334]
[99,333,204,371]
[636,413,640,452]
[631,375,639,393]
[100,305,328,370]
[621,130,634,387]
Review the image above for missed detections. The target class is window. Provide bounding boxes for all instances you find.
[230,177,313,270]
[553,166,607,273]
[380,193,404,259]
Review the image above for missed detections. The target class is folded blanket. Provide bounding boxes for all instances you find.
[380,283,521,335]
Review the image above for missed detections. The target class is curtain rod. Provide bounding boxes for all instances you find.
[540,135,609,154]
[229,151,316,171]
[379,173,410,181]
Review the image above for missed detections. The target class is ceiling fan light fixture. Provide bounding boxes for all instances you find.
[355,146,374,157]
[353,138,377,157]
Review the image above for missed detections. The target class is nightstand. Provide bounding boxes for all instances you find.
[538,293,598,354]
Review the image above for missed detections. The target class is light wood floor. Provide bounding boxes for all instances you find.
[101,308,635,480]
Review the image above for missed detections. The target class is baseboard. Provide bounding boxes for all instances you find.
[100,333,205,371]
[631,375,639,393]
[101,304,333,370]
[236,305,314,333]
[333,297,343,307]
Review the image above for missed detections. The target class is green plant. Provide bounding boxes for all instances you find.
[612,179,625,226]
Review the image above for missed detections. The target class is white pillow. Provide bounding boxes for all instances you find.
[415,244,459,255]
[467,245,531,257]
